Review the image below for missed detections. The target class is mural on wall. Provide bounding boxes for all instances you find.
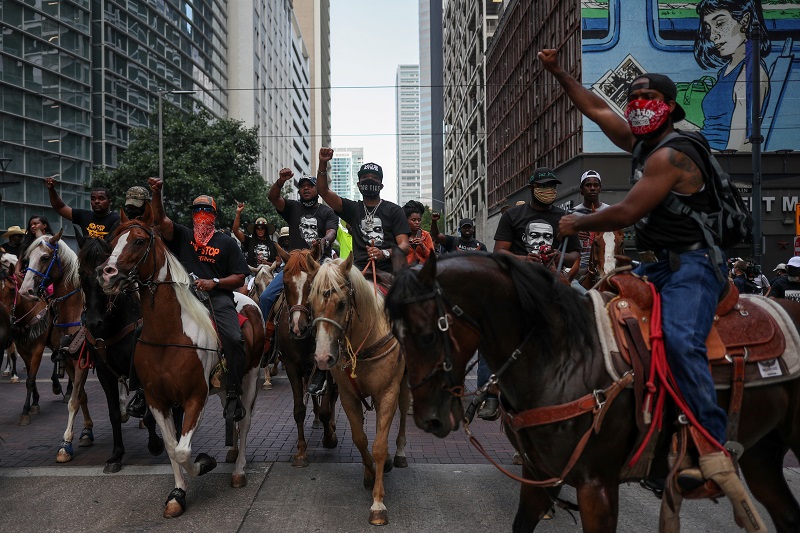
[582,0,800,153]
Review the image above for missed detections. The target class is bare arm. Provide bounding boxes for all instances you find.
[493,240,519,258]
[429,213,447,245]
[147,177,174,241]
[231,202,245,243]
[538,49,635,153]
[393,233,410,255]
[268,168,293,212]
[315,148,342,212]
[323,228,336,246]
[44,177,73,220]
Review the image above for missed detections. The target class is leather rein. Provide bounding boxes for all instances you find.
[20,239,81,328]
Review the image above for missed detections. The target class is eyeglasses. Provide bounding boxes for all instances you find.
[192,206,215,214]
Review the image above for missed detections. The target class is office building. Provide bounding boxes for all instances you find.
[331,147,363,201]
[396,65,420,207]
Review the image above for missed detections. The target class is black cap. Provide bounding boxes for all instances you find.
[458,218,474,228]
[357,162,383,181]
[628,73,686,122]
[295,175,317,188]
[529,167,562,186]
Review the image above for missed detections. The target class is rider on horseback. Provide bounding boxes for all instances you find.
[146,178,250,422]
[541,48,765,530]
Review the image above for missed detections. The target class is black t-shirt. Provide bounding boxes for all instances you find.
[72,209,120,240]
[279,199,339,253]
[337,198,411,273]
[494,203,581,257]
[165,223,249,292]
[443,235,487,253]
[1,241,23,258]
[242,234,277,267]
[733,274,761,295]
[768,276,800,302]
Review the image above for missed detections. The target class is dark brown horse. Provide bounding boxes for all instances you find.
[386,251,800,532]
[98,213,264,518]
[274,246,338,467]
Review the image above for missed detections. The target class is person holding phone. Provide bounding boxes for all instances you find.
[403,200,434,265]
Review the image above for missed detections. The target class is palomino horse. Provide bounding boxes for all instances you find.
[17,232,88,429]
[386,251,800,532]
[275,246,338,467]
[247,262,279,303]
[310,255,411,526]
[98,216,264,518]
[0,253,20,382]
[580,230,626,289]
[74,233,165,472]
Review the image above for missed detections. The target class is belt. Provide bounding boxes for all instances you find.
[638,242,705,264]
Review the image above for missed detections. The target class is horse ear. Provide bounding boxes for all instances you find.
[120,207,129,224]
[141,203,154,225]
[340,252,354,275]
[73,225,86,249]
[275,241,289,262]
[51,228,64,245]
[310,240,323,262]
[390,246,406,272]
[417,250,437,286]
[305,251,320,274]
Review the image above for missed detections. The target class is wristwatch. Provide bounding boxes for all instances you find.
[381,249,390,259]
[212,277,220,288]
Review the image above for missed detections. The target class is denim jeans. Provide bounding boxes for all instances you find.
[476,351,497,400]
[259,270,284,318]
[634,249,728,444]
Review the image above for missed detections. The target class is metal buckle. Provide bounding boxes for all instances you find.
[437,315,449,332]
[593,389,607,410]
[724,347,749,363]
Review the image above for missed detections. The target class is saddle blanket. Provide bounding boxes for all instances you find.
[588,290,800,389]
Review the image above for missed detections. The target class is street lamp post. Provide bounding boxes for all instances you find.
[158,90,195,181]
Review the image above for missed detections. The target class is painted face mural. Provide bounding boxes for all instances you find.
[361,216,384,247]
[299,216,318,245]
[522,219,554,253]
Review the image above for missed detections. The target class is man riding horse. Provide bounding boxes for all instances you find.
[540,48,765,530]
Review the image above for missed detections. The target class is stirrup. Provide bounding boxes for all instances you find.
[224,393,245,422]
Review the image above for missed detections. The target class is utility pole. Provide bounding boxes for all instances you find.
[750,21,763,267]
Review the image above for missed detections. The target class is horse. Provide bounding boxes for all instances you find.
[310,255,411,526]
[72,232,165,472]
[385,251,800,533]
[274,246,338,467]
[247,262,279,303]
[0,253,20,382]
[98,215,264,518]
[16,232,87,427]
[580,230,626,290]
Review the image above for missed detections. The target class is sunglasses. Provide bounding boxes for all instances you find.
[192,206,215,214]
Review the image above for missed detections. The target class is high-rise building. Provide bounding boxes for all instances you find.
[441,0,501,236]
[0,0,228,233]
[228,3,311,182]
[418,0,442,210]
[331,147,363,201]
[396,65,420,207]
[294,0,331,167]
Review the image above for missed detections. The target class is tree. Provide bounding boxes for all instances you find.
[92,106,278,229]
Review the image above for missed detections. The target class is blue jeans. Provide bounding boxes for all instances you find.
[259,270,284,318]
[476,351,497,399]
[634,249,728,444]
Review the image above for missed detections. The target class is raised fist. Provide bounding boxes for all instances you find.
[44,177,57,189]
[236,201,245,212]
[537,49,561,74]
[278,168,293,182]
[319,147,334,163]
[147,177,164,192]
[431,212,440,221]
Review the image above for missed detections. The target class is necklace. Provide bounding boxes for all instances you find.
[363,200,382,227]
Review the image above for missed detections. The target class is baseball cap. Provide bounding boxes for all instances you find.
[774,263,788,272]
[357,162,383,181]
[529,167,562,186]
[278,227,290,239]
[192,195,217,212]
[125,186,151,207]
[580,170,602,185]
[788,257,800,268]
[254,217,268,227]
[627,73,686,122]
[296,175,317,188]
[458,218,474,228]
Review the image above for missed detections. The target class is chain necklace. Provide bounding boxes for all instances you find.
[363,200,382,228]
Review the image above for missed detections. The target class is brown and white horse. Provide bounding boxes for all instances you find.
[98,215,264,518]
[580,230,627,289]
[310,255,411,526]
[0,253,20,383]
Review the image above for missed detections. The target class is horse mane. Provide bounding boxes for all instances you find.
[160,244,216,340]
[77,237,111,274]
[25,234,80,289]
[285,249,313,276]
[311,258,388,334]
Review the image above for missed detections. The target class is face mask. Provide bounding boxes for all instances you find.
[124,205,145,220]
[358,179,382,198]
[533,187,557,205]
[625,99,671,138]
[193,211,216,246]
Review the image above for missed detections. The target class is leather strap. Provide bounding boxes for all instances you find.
[725,354,746,443]
[85,319,143,361]
[621,312,650,432]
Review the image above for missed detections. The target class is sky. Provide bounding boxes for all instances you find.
[329,1,421,204]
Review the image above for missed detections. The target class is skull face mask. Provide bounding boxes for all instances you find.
[361,216,384,247]
[522,219,554,253]
[299,216,318,246]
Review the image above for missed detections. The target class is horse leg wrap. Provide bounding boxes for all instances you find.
[165,487,186,508]
[194,452,217,476]
[698,452,766,532]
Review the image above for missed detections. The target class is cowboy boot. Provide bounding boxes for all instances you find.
[698,452,766,532]
[307,368,327,396]
[126,389,147,418]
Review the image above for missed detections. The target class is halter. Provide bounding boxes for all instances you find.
[23,239,81,327]
[288,303,313,338]
[117,224,157,290]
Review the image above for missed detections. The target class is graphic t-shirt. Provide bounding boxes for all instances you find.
[279,199,339,255]
[242,235,277,267]
[768,276,800,303]
[571,202,610,269]
[494,203,581,257]
[442,235,487,253]
[72,209,120,240]
[165,223,249,292]
[337,198,410,273]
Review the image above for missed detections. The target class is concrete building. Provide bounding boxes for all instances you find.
[486,0,800,270]
[419,0,446,214]
[396,65,421,207]
[331,147,363,201]
[293,0,331,167]
[228,1,312,182]
[441,0,501,237]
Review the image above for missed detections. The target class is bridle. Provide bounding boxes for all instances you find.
[22,239,81,327]
[115,224,157,292]
[311,275,356,366]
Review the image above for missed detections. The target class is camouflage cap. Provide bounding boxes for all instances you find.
[125,186,151,207]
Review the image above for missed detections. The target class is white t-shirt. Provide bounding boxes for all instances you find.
[573,202,610,269]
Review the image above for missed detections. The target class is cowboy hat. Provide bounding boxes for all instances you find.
[2,225,26,239]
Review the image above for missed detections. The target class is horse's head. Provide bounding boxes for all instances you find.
[77,232,112,332]
[385,252,474,437]
[283,246,321,338]
[249,262,279,296]
[98,212,158,295]
[19,229,79,301]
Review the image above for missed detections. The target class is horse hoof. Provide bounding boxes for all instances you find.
[18,415,31,426]
[10,376,19,383]
[30,405,40,415]
[56,450,73,463]
[62,395,70,404]
[291,456,309,468]
[104,462,122,474]
[383,460,393,474]
[269,364,279,377]
[322,435,338,449]
[79,428,94,447]
[363,476,375,490]
[369,509,389,526]
[52,384,62,395]
[393,456,408,468]
[312,419,323,430]
[2,370,8,377]
[164,501,184,519]
[121,413,130,424]
[231,473,247,488]
[148,438,165,456]
[262,382,272,390]
[225,449,238,463]
[195,453,217,476]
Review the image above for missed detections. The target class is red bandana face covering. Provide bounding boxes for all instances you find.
[193,211,216,246]
[624,99,671,137]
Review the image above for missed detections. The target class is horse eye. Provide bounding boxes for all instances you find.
[41,255,51,262]
[336,300,346,311]
[417,332,436,347]
[134,238,144,245]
